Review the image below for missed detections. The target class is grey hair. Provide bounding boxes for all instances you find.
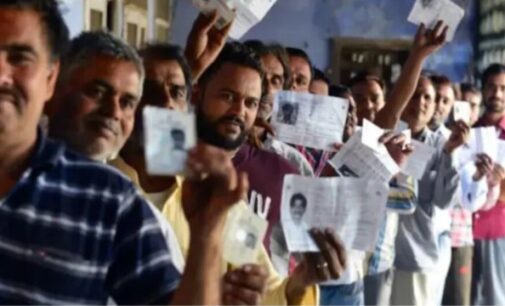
[59,31,145,93]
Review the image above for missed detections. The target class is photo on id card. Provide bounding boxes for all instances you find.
[143,106,196,176]
[223,205,268,266]
[281,178,319,253]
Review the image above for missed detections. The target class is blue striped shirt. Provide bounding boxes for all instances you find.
[0,132,180,304]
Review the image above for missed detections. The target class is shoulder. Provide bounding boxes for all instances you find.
[41,140,141,204]
[250,145,300,174]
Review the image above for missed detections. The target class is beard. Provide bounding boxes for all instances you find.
[196,109,248,151]
[485,97,505,113]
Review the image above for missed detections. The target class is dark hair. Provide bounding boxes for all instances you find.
[245,40,292,90]
[0,0,70,62]
[199,42,265,90]
[313,68,330,86]
[460,82,480,95]
[286,47,314,80]
[482,63,505,88]
[290,193,307,209]
[430,74,458,98]
[429,74,452,87]
[60,31,144,88]
[348,72,385,91]
[329,84,352,99]
[140,43,193,97]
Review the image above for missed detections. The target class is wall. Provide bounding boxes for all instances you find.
[170,0,477,82]
[60,0,85,38]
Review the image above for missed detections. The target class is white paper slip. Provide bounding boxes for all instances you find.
[329,131,400,183]
[497,140,505,168]
[143,106,197,176]
[229,0,278,39]
[453,101,472,124]
[468,127,499,161]
[407,0,465,41]
[271,91,349,151]
[281,175,389,252]
[193,0,278,39]
[402,139,437,180]
[223,204,268,266]
[361,119,385,151]
[395,120,409,133]
[193,0,236,30]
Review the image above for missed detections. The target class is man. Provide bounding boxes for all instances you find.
[287,47,313,93]
[280,103,298,124]
[185,41,348,303]
[460,83,482,125]
[245,40,314,177]
[310,68,330,96]
[290,193,308,224]
[0,1,237,304]
[471,63,505,306]
[392,75,469,306]
[171,128,186,151]
[429,74,457,139]
[349,73,386,126]
[286,47,332,176]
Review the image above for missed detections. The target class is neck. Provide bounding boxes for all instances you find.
[253,126,267,143]
[428,121,441,131]
[408,120,426,137]
[0,131,37,197]
[121,150,176,194]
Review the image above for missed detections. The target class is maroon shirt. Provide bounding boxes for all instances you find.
[233,143,299,251]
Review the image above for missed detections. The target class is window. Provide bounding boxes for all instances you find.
[127,22,138,47]
[90,9,104,31]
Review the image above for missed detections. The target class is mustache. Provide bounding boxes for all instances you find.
[0,86,23,107]
[86,116,121,136]
[218,115,245,130]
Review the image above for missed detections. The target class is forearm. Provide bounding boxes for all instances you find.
[432,150,459,208]
[375,50,427,130]
[171,232,223,305]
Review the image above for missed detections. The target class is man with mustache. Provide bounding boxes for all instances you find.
[471,63,505,306]
[159,42,348,305]
[0,1,245,304]
[47,31,142,162]
[392,75,470,306]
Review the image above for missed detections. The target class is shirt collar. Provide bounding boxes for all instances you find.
[30,128,64,171]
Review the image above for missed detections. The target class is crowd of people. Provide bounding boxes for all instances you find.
[0,0,504,305]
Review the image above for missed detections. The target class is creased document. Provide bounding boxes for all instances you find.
[329,130,400,183]
[497,140,505,168]
[407,0,465,41]
[193,0,278,39]
[403,139,437,180]
[223,204,268,265]
[468,127,499,161]
[143,106,197,176]
[271,91,349,151]
[281,175,389,252]
[453,101,472,124]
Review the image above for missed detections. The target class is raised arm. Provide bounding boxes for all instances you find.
[171,144,248,305]
[185,12,232,82]
[375,21,447,129]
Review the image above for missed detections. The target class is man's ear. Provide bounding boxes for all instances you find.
[191,83,202,109]
[45,61,60,104]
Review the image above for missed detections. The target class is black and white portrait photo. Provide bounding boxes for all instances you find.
[277,102,299,125]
